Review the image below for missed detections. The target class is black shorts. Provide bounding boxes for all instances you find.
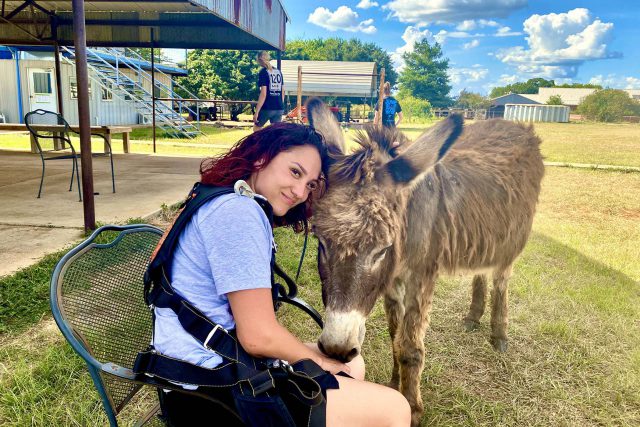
[256,109,284,127]
[158,370,340,427]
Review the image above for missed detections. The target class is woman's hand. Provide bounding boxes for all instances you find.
[320,356,351,375]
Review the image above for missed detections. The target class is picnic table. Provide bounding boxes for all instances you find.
[0,123,133,154]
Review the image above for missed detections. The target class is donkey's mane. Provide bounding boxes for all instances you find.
[331,125,407,185]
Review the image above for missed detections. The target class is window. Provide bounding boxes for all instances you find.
[33,72,52,94]
[101,80,114,101]
[69,76,92,99]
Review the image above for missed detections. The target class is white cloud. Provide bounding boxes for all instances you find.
[496,8,621,78]
[434,29,482,44]
[463,39,480,49]
[384,0,527,26]
[456,19,499,31]
[357,0,379,9]
[589,74,640,89]
[449,65,489,85]
[495,26,522,37]
[391,26,434,70]
[308,6,377,33]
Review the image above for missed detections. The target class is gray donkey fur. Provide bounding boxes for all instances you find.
[306,98,544,426]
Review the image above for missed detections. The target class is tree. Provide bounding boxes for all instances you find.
[175,49,259,101]
[396,95,432,122]
[398,40,452,107]
[577,89,639,122]
[546,95,563,105]
[284,38,397,87]
[489,78,555,98]
[455,89,491,109]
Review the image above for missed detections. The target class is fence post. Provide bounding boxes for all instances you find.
[297,65,302,122]
[376,68,385,126]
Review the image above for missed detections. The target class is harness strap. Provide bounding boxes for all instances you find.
[134,351,326,407]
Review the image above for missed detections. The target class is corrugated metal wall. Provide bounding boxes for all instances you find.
[504,104,570,123]
[2,58,175,125]
[0,60,19,123]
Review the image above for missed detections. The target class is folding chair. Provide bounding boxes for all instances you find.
[50,224,323,426]
[25,109,116,201]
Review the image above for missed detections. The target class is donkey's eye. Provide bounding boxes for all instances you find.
[372,247,389,266]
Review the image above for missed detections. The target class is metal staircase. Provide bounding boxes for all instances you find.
[60,46,202,139]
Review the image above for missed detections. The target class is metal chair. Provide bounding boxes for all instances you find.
[50,224,324,426]
[24,109,116,201]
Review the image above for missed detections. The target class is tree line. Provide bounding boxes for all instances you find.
[167,38,637,122]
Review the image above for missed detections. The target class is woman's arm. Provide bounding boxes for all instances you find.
[396,111,404,126]
[228,288,349,374]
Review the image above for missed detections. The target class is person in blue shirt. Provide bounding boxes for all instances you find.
[375,82,404,128]
[156,122,411,426]
[253,51,285,132]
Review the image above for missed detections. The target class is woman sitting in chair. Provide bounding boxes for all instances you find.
[148,122,410,426]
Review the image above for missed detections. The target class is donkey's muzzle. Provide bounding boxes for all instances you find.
[317,340,359,363]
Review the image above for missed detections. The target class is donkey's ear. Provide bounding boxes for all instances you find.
[306,97,345,154]
[375,114,463,187]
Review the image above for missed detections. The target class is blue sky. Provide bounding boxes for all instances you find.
[164,1,639,96]
[281,0,639,95]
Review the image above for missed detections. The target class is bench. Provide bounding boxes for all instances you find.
[0,123,132,154]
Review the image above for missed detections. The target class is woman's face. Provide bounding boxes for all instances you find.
[250,144,322,217]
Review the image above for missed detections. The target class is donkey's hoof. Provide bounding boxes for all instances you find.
[491,337,508,352]
[463,319,480,332]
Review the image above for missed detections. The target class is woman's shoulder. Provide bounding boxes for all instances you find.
[195,193,270,229]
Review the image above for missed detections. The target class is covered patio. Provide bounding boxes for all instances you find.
[0,149,201,276]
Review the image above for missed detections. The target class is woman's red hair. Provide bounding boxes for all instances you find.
[200,122,330,232]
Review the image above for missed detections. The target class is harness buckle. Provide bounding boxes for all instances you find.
[203,324,227,350]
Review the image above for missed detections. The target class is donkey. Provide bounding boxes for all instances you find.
[306,99,544,425]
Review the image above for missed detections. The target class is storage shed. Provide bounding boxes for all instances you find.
[504,104,570,123]
[276,60,378,98]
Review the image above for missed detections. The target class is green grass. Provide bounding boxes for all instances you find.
[2,120,639,168]
[1,122,639,425]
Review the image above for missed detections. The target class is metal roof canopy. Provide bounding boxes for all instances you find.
[278,59,378,98]
[0,0,288,50]
[0,0,288,232]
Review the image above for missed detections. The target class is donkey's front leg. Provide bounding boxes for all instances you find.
[464,274,488,331]
[383,277,405,390]
[490,265,512,352]
[398,269,437,427]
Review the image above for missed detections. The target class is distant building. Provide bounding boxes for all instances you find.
[488,93,541,118]
[520,87,640,110]
[0,46,188,129]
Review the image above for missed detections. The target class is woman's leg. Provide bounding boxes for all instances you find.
[304,343,409,426]
[326,376,411,427]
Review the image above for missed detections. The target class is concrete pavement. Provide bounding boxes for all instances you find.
[0,149,201,277]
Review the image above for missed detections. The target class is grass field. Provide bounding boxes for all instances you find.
[1,119,638,167]
[1,120,639,425]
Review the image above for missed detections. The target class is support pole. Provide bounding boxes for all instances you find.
[276,50,281,71]
[297,65,302,122]
[71,0,95,231]
[53,43,64,116]
[151,28,156,153]
[376,68,385,127]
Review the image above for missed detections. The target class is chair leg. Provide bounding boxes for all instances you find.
[38,159,45,198]
[74,157,82,202]
[109,152,116,193]
[69,158,75,192]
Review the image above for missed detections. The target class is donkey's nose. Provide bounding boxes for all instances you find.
[317,340,360,362]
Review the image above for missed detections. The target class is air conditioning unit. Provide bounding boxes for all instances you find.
[137,113,152,124]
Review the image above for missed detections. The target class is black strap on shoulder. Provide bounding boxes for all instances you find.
[137,182,329,408]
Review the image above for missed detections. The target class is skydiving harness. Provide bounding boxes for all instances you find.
[133,181,333,427]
